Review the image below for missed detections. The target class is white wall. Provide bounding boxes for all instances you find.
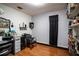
[32,10,69,48]
[0,4,69,48]
[0,4,32,36]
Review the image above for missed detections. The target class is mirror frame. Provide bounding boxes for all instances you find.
[0,17,11,32]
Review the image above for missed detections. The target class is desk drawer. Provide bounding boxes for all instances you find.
[15,48,20,53]
[15,44,20,49]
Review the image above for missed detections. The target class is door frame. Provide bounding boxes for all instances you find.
[49,15,58,47]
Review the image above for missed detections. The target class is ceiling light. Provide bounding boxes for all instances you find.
[30,3,45,6]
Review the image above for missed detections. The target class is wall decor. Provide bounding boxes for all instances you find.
[0,17,11,32]
[19,23,27,30]
[0,17,10,28]
[29,22,34,29]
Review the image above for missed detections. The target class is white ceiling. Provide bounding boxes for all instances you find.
[3,3,67,16]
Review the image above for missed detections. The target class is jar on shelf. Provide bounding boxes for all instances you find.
[73,20,78,24]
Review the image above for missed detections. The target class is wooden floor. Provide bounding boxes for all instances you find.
[16,44,70,56]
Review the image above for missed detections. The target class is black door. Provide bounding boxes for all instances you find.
[49,15,58,47]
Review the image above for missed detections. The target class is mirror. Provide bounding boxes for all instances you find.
[0,17,10,36]
[0,17,10,28]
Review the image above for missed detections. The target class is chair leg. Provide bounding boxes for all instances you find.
[29,43,37,49]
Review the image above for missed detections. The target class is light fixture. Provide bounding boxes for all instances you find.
[30,3,45,6]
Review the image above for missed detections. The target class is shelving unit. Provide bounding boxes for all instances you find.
[75,43,79,54]
[68,22,79,55]
[69,6,79,19]
[67,3,79,19]
[67,3,79,55]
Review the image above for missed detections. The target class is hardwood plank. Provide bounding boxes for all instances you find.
[16,44,70,56]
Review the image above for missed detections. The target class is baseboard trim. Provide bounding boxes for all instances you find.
[37,42,50,46]
[37,42,68,50]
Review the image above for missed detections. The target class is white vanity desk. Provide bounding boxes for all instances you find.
[0,36,2,41]
[13,36,21,54]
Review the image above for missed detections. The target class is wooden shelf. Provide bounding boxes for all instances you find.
[70,23,79,28]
